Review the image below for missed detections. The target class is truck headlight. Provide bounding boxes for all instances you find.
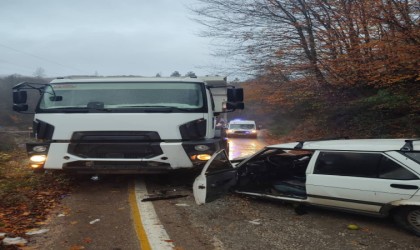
[251,130,257,133]
[30,155,47,163]
[190,154,212,161]
[196,154,212,161]
[227,129,233,134]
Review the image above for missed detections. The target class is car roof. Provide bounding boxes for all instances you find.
[267,139,420,152]
[229,120,255,124]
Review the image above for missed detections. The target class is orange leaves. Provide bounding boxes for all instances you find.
[314,0,419,87]
[0,149,72,236]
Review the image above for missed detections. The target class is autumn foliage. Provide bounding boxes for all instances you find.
[195,0,419,139]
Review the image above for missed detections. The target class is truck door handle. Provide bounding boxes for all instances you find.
[390,184,419,190]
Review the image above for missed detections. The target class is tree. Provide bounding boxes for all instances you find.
[33,67,46,78]
[185,71,197,78]
[170,71,181,77]
[155,73,162,77]
[309,0,419,87]
[192,0,419,88]
[192,0,419,140]
[192,0,328,86]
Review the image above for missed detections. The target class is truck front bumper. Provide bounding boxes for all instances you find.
[27,138,226,174]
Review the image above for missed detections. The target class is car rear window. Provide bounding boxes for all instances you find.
[401,152,420,164]
[315,152,380,177]
[378,156,418,180]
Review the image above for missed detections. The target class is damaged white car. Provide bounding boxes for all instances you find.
[193,139,420,236]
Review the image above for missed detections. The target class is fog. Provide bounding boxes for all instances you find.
[0,0,227,78]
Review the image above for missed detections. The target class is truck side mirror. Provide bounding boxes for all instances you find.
[226,102,245,110]
[227,88,243,102]
[13,104,29,112]
[13,91,27,104]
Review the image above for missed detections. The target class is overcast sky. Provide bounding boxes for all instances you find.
[0,0,230,78]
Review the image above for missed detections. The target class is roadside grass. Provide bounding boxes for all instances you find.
[0,149,72,236]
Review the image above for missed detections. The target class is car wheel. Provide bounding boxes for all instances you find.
[393,206,420,236]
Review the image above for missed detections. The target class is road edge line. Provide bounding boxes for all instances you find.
[132,178,175,250]
[129,180,152,250]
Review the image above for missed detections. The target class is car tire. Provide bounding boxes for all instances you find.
[393,206,420,236]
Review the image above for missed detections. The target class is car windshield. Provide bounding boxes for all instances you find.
[229,124,255,129]
[38,82,205,112]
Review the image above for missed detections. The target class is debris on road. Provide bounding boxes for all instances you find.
[142,194,188,202]
[25,228,50,235]
[2,236,28,246]
[175,203,190,207]
[347,224,360,230]
[89,219,100,225]
[248,219,261,225]
[90,175,100,181]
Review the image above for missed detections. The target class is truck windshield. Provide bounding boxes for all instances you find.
[38,82,206,112]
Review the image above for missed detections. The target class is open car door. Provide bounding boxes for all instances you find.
[193,150,238,205]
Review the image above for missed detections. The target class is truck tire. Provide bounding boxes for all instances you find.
[393,206,420,236]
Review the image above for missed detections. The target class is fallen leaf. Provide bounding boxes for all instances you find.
[70,245,85,250]
[83,237,93,244]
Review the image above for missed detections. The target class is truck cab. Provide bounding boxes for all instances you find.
[12,76,244,174]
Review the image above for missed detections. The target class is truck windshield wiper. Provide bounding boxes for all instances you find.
[118,105,194,112]
[44,107,112,112]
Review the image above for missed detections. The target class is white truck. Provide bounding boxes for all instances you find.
[12,76,244,174]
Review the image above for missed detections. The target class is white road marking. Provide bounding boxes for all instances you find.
[134,178,175,250]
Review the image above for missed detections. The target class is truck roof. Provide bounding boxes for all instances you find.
[50,76,227,87]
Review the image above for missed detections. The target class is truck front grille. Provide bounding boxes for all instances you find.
[68,131,162,159]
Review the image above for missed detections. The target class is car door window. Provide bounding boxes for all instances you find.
[378,156,418,180]
[314,152,380,177]
[206,150,233,175]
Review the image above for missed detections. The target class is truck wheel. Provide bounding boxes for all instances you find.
[393,206,420,236]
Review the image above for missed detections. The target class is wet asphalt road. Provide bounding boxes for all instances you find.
[227,136,267,160]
